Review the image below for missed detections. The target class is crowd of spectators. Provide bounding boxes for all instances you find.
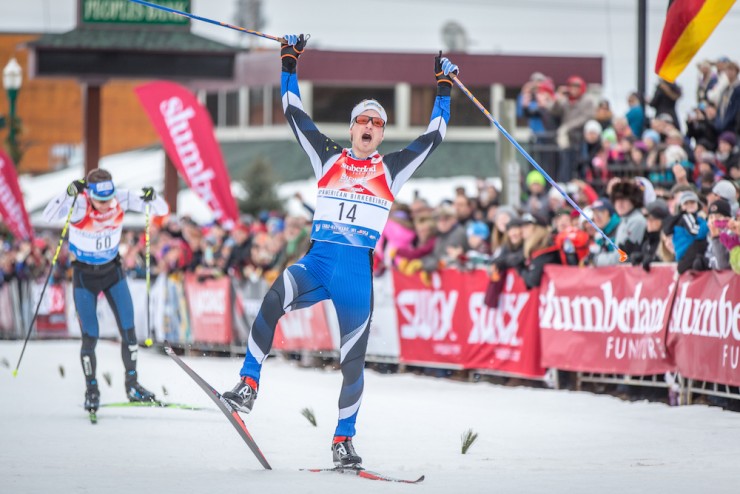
[2,56,740,292]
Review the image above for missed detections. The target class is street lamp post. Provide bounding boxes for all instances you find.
[3,57,23,166]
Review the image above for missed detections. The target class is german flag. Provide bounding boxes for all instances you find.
[655,0,736,82]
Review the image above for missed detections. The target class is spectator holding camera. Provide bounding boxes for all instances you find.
[705,198,733,270]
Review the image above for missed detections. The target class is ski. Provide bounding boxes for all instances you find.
[100,401,204,410]
[88,411,97,424]
[304,467,425,484]
[163,343,272,470]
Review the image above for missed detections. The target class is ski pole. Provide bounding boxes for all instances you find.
[13,195,78,377]
[450,73,627,262]
[127,0,287,43]
[144,203,153,347]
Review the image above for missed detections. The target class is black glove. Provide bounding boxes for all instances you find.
[140,187,155,202]
[642,257,652,273]
[281,34,307,73]
[435,51,458,96]
[67,179,86,197]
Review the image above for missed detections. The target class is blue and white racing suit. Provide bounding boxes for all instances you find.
[239,67,450,437]
[43,190,168,388]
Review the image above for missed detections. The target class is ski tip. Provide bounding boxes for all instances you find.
[144,338,153,347]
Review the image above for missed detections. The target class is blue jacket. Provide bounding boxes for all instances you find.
[671,213,708,261]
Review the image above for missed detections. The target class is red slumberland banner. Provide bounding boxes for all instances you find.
[393,269,545,377]
[539,265,677,374]
[184,275,232,344]
[667,270,740,387]
[464,270,546,378]
[0,150,33,241]
[274,303,334,352]
[135,82,239,228]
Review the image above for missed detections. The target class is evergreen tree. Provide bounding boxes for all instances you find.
[239,157,283,216]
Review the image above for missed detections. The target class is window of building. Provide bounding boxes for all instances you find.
[249,86,265,126]
[271,85,285,125]
[205,93,219,126]
[410,86,492,127]
[224,90,240,127]
[313,86,395,124]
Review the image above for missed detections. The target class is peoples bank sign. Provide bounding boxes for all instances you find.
[80,0,191,25]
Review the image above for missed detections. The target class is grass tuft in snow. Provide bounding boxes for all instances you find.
[102,372,112,387]
[461,429,479,454]
[301,407,317,427]
[58,365,65,378]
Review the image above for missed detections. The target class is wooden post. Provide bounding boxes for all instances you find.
[83,84,101,177]
[498,99,520,207]
[164,152,178,215]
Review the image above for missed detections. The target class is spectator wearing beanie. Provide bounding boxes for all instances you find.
[716,131,740,179]
[592,180,646,266]
[704,199,733,270]
[707,179,739,216]
[588,197,620,262]
[524,170,549,219]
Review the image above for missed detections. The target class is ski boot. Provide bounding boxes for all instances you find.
[84,382,100,412]
[332,436,362,468]
[126,380,157,403]
[222,376,258,413]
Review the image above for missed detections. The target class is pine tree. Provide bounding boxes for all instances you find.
[239,157,283,216]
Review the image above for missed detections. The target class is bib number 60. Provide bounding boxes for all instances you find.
[96,236,112,250]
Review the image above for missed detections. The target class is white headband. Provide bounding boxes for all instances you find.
[350,99,387,128]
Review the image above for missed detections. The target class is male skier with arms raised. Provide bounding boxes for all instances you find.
[223,34,458,467]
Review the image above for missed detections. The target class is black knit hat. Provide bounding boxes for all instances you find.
[708,198,732,218]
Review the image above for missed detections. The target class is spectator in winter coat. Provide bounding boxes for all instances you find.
[696,60,718,103]
[720,210,740,274]
[489,218,526,275]
[630,199,670,271]
[421,204,467,273]
[523,170,549,219]
[625,92,645,138]
[551,75,596,181]
[707,178,739,216]
[663,191,709,273]
[649,78,682,129]
[703,199,732,270]
[714,60,740,134]
[518,212,559,289]
[593,180,647,266]
[587,197,620,263]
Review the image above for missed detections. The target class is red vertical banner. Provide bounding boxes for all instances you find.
[35,284,67,335]
[465,270,546,378]
[393,270,467,367]
[0,150,33,241]
[274,303,334,352]
[135,81,239,228]
[667,270,740,386]
[539,265,677,374]
[184,275,232,345]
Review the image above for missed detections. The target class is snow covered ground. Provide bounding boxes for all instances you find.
[1,340,738,494]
